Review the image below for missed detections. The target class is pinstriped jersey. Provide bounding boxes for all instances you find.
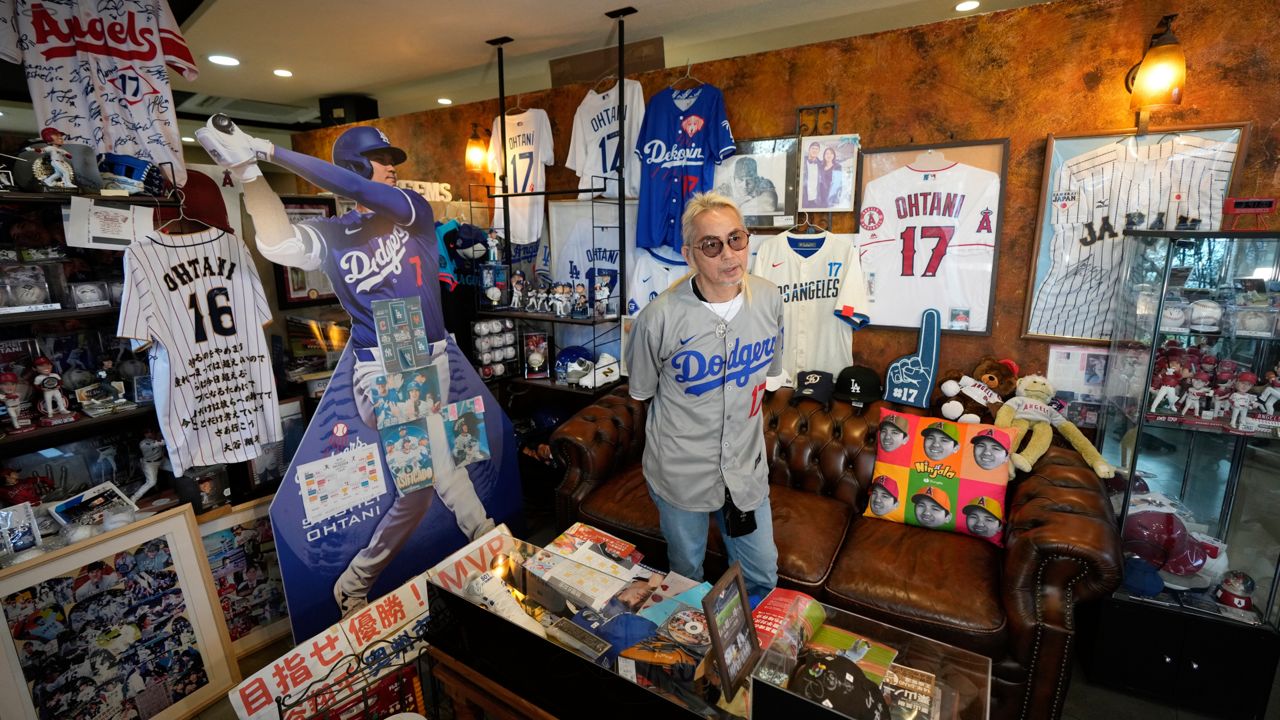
[118,229,281,475]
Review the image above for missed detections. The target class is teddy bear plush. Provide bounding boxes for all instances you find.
[934,357,1019,424]
[995,373,1114,478]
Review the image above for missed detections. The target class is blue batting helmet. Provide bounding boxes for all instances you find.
[332,126,406,178]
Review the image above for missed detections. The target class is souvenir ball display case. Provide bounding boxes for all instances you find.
[1091,229,1280,718]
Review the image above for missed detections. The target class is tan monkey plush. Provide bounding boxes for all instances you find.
[995,374,1114,478]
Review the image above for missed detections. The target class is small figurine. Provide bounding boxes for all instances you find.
[37,128,75,189]
[1229,372,1260,429]
[1211,383,1233,420]
[94,358,125,404]
[32,355,72,422]
[0,371,30,431]
[510,270,526,310]
[1180,372,1212,417]
[486,230,503,263]
[1258,375,1280,416]
[553,283,571,317]
[0,467,52,506]
[530,285,548,314]
[133,428,167,502]
[1149,358,1183,413]
[572,282,589,317]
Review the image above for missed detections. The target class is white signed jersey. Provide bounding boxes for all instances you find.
[753,232,867,377]
[118,229,281,475]
[857,162,1000,331]
[567,79,645,200]
[488,109,554,245]
[0,0,198,186]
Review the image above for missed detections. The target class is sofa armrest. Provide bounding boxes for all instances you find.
[550,385,647,527]
[1002,461,1122,718]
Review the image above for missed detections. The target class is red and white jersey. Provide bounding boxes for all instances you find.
[119,229,281,475]
[566,79,645,200]
[857,162,1001,331]
[489,109,554,245]
[752,231,867,377]
[0,0,198,186]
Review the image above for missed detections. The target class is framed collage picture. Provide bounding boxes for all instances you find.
[276,195,340,308]
[856,138,1009,334]
[1021,122,1250,343]
[198,497,291,658]
[0,506,238,720]
[713,137,799,229]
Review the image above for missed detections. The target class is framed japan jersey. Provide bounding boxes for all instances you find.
[855,139,1008,334]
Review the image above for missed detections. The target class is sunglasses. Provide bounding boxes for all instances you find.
[694,231,750,258]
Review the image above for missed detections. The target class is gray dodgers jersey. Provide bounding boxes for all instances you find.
[626,275,783,512]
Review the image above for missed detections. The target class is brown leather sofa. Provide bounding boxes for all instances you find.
[551,385,1123,720]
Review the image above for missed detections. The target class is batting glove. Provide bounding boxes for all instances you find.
[195,113,273,182]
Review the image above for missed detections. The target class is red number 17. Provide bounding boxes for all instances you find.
[900,225,955,277]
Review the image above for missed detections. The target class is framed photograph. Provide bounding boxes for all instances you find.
[68,281,110,309]
[1022,123,1250,343]
[713,137,798,229]
[0,505,239,720]
[797,134,860,212]
[855,138,1008,333]
[275,195,339,308]
[50,481,137,527]
[198,496,290,658]
[174,465,231,517]
[701,562,761,695]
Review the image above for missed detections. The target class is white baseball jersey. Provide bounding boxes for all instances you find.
[0,0,198,186]
[118,229,281,476]
[857,162,1001,331]
[753,232,868,377]
[1028,135,1237,339]
[567,79,645,200]
[489,109,554,245]
[626,247,688,317]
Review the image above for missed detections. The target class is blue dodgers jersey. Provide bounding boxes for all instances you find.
[635,85,735,251]
[309,199,447,350]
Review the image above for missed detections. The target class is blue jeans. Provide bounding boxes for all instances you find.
[649,487,778,597]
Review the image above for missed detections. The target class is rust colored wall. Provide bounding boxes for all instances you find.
[292,0,1280,376]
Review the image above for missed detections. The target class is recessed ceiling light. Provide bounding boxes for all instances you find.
[273,69,293,78]
[437,97,453,105]
[181,136,195,143]
[955,1,980,11]
[208,55,240,66]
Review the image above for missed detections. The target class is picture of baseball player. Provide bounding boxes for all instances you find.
[877,414,910,454]
[962,495,1004,540]
[920,421,961,462]
[910,485,953,529]
[379,423,435,495]
[713,154,781,216]
[867,475,900,517]
[198,114,517,630]
[445,400,491,468]
[970,429,1010,471]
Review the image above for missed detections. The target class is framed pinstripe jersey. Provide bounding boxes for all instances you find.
[1024,124,1248,343]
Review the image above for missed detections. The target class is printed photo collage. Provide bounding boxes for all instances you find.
[2,537,209,720]
[201,516,287,645]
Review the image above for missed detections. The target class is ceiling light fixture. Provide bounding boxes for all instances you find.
[181,136,195,142]
[437,98,453,105]
[955,1,980,11]
[208,55,240,66]
[1125,14,1185,132]
[273,69,293,78]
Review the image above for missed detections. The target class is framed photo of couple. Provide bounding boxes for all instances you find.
[797,134,860,213]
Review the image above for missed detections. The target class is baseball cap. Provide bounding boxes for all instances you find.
[833,365,882,406]
[870,475,899,500]
[911,486,951,513]
[969,428,1008,451]
[878,413,909,436]
[154,171,234,234]
[790,370,834,409]
[962,495,1004,521]
[1122,511,1207,580]
[921,421,959,444]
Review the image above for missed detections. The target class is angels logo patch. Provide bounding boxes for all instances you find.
[681,115,705,137]
[860,206,884,231]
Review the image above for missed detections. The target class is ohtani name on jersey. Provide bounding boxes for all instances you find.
[340,228,408,293]
[162,256,237,291]
[778,278,839,303]
[895,192,966,220]
[641,139,706,168]
[507,132,534,150]
[585,247,620,265]
[589,106,626,133]
[672,336,777,397]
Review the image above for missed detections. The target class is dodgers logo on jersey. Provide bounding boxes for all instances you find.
[641,139,707,169]
[339,227,408,292]
[671,336,777,397]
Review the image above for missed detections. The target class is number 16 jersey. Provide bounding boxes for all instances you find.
[118,229,281,475]
[856,162,1001,331]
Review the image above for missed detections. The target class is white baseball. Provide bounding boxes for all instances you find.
[502,332,515,346]
[473,322,490,336]
[491,363,506,376]
[480,351,493,364]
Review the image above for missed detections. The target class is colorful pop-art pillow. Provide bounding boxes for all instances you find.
[863,409,1013,546]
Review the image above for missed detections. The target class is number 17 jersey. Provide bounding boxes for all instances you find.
[118,229,281,475]
[857,162,1001,331]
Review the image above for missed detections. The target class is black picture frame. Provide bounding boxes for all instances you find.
[701,562,762,696]
[274,195,340,308]
[712,137,799,229]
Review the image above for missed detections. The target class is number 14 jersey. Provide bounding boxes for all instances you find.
[856,162,1001,331]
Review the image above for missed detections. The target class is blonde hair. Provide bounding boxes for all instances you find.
[670,192,752,302]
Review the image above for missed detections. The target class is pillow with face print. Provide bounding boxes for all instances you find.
[864,408,1013,546]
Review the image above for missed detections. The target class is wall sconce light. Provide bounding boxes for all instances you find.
[465,122,489,173]
[1125,14,1185,133]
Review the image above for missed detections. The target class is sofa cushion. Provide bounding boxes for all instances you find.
[578,466,849,590]
[824,515,1007,659]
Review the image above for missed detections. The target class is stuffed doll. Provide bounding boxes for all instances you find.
[934,356,1019,424]
[995,374,1114,478]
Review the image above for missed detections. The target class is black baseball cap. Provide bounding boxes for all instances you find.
[790,370,834,409]
[834,365,882,406]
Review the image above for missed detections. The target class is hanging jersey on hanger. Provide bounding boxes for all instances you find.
[567,79,646,200]
[488,109,554,245]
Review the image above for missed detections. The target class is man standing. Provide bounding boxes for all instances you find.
[801,141,822,208]
[625,192,784,598]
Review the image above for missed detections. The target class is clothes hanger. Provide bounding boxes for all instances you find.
[669,60,703,90]
[505,93,527,115]
[910,148,951,172]
[784,212,823,235]
[155,188,210,234]
[593,70,619,93]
